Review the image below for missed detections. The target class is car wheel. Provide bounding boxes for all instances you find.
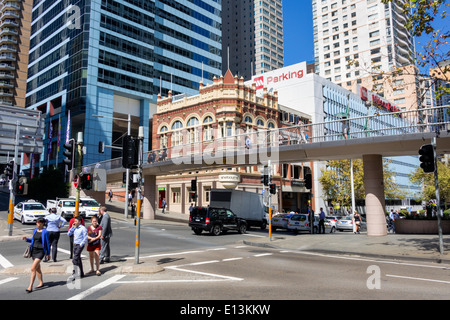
[260,221,267,230]
[210,224,222,236]
[238,223,247,234]
[193,228,202,235]
[21,216,25,224]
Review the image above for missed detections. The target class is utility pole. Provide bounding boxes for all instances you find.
[268,161,272,241]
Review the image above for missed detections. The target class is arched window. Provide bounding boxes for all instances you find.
[159,126,169,148]
[203,116,214,140]
[186,117,200,143]
[257,119,265,127]
[171,121,184,146]
[244,116,253,124]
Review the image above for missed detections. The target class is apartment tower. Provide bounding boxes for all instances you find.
[0,0,33,108]
[222,0,284,81]
[313,0,420,110]
[24,0,222,169]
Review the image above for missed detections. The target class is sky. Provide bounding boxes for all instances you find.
[283,1,314,66]
[281,1,450,73]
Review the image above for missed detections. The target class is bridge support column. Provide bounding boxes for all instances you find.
[363,154,387,236]
[143,175,156,220]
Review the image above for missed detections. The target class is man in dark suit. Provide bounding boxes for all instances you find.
[99,206,112,263]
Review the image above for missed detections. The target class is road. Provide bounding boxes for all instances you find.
[1,192,450,306]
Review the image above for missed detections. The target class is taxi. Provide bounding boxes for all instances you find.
[14,200,48,224]
[80,198,100,218]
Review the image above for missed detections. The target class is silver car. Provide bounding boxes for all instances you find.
[287,214,319,233]
[336,216,366,232]
[271,213,294,231]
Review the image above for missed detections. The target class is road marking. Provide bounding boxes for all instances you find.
[124,250,203,260]
[386,274,450,285]
[57,248,86,258]
[244,234,266,238]
[189,260,220,266]
[254,253,273,257]
[0,277,18,285]
[222,257,243,262]
[67,275,126,300]
[0,254,13,269]
[167,266,243,282]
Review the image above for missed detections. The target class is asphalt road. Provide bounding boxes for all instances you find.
[1,202,450,304]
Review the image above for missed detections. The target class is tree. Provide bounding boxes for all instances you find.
[409,160,450,208]
[319,159,405,207]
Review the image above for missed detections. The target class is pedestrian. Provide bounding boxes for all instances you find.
[87,216,103,276]
[245,136,251,149]
[99,206,112,264]
[353,210,362,234]
[189,203,194,214]
[108,189,113,202]
[161,198,166,214]
[22,218,50,293]
[68,216,85,259]
[388,209,395,233]
[318,207,326,234]
[44,207,67,262]
[68,216,88,280]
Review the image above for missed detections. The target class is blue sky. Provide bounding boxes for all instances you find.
[283,1,314,66]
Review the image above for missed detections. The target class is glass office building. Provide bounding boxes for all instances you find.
[25,0,222,168]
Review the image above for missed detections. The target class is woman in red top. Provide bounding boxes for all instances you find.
[87,216,102,276]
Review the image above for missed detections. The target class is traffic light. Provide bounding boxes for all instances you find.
[122,135,139,168]
[15,177,27,195]
[81,173,93,190]
[98,141,105,153]
[419,144,435,173]
[5,160,14,180]
[123,172,138,190]
[305,173,312,190]
[63,139,75,171]
[269,183,276,194]
[191,179,197,192]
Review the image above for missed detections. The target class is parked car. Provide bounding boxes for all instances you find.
[271,213,294,231]
[325,216,342,233]
[189,206,248,236]
[47,199,85,220]
[287,214,318,233]
[336,216,367,232]
[14,200,48,224]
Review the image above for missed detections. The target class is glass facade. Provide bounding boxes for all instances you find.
[26,0,222,166]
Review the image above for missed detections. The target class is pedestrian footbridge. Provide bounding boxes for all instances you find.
[84,106,450,236]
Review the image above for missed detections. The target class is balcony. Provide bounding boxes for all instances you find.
[0,27,17,36]
[0,53,15,61]
[0,80,13,88]
[0,62,14,70]
[0,71,13,78]
[0,36,17,44]
[0,45,16,52]
[0,19,19,28]
[0,89,13,97]
[1,11,19,19]
[1,2,20,12]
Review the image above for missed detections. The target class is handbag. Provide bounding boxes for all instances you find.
[23,245,31,258]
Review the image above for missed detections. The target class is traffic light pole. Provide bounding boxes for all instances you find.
[135,127,144,265]
[432,137,444,255]
[74,132,83,217]
[8,121,20,236]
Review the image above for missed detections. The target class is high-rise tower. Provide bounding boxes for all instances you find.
[24,0,222,169]
[222,0,284,80]
[313,0,419,110]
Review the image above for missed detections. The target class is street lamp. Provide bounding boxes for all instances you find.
[93,113,131,218]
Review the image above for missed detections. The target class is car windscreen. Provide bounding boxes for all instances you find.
[62,201,76,207]
[24,204,45,210]
[81,200,99,207]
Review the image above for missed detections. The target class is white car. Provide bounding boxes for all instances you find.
[287,214,319,233]
[14,200,48,224]
[80,198,100,218]
[55,199,85,219]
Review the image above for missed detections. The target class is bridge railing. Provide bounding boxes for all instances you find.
[85,106,449,171]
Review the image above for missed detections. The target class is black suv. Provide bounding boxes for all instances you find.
[189,207,248,236]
